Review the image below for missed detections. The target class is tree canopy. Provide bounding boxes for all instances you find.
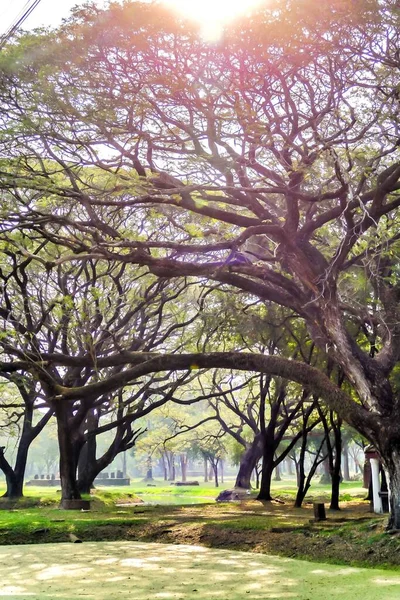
[0,0,400,523]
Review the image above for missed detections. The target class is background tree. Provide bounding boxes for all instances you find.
[0,374,53,498]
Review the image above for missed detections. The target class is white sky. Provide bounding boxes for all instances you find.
[0,0,107,34]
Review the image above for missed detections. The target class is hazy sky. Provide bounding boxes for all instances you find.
[0,0,107,34]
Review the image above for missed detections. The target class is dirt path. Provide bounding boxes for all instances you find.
[1,541,400,600]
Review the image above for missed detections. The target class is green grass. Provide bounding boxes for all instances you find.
[0,477,371,558]
[210,516,274,531]
[269,479,366,501]
[0,477,367,505]
[3,541,400,600]
[0,481,396,570]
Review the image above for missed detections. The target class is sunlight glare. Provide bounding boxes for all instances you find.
[164,0,264,41]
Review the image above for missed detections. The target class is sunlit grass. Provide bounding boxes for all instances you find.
[2,541,400,599]
[0,477,366,505]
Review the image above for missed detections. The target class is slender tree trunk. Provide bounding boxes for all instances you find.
[342,444,350,481]
[166,451,175,481]
[213,459,219,488]
[320,457,331,484]
[320,410,342,510]
[330,425,342,511]
[255,463,261,489]
[180,454,187,482]
[274,461,282,481]
[294,437,308,508]
[204,457,208,482]
[161,453,168,480]
[294,470,307,507]
[286,457,294,476]
[122,451,127,478]
[220,459,224,484]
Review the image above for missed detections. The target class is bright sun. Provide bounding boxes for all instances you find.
[163,0,264,41]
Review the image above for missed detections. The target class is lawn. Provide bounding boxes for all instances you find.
[0,478,396,568]
[0,477,367,505]
[2,541,400,600]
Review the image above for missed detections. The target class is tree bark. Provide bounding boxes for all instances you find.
[0,404,52,499]
[274,461,282,481]
[160,454,168,480]
[180,454,187,482]
[166,451,175,481]
[122,451,127,478]
[383,447,400,529]
[234,435,263,489]
[330,420,342,511]
[77,420,98,494]
[342,443,350,481]
[213,459,219,487]
[320,457,331,484]
[203,457,208,482]
[257,436,275,501]
[55,403,82,501]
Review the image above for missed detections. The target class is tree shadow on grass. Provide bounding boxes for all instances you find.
[0,541,400,600]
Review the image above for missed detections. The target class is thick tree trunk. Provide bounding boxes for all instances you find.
[6,477,24,498]
[234,436,263,489]
[0,442,28,499]
[330,470,341,510]
[0,448,22,499]
[257,437,275,501]
[77,430,98,494]
[55,404,81,502]
[384,448,400,530]
[0,405,52,499]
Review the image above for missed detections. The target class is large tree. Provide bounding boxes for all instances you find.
[0,240,206,501]
[1,1,400,524]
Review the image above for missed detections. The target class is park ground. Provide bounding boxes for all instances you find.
[0,479,399,568]
[2,540,400,600]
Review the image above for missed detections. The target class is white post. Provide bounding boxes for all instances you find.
[370,458,383,514]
